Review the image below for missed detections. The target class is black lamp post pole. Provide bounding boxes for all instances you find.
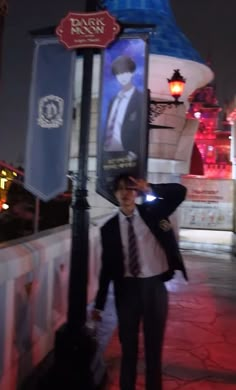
[67,44,93,334]
[54,1,101,388]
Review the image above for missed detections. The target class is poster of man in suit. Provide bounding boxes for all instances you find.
[97,35,149,204]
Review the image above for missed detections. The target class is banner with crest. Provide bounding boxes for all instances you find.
[24,38,76,201]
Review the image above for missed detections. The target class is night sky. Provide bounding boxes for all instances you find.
[171,0,236,107]
[0,0,236,164]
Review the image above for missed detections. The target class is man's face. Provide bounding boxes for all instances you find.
[115,180,137,209]
[116,72,133,86]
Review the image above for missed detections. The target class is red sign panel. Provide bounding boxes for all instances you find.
[56,11,120,49]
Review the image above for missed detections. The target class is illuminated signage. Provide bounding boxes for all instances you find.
[56,11,120,49]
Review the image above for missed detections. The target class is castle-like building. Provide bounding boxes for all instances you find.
[188,81,232,179]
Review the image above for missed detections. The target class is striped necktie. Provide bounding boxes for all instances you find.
[126,215,140,277]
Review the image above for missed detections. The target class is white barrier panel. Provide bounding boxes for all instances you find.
[0,225,102,390]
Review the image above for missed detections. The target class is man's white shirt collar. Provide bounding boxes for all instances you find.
[118,207,139,223]
[118,86,135,100]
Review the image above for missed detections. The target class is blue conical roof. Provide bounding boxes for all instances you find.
[103,0,204,64]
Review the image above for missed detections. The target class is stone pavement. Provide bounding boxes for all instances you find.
[96,250,236,390]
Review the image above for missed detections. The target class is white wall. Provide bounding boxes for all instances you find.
[0,226,72,389]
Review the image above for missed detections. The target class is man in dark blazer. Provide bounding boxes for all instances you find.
[103,56,144,157]
[92,173,188,390]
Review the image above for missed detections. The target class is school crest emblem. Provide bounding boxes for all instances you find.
[37,95,64,128]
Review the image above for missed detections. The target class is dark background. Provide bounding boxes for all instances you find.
[171,0,236,108]
[0,0,235,163]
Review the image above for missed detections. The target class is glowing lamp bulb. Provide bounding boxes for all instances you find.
[168,69,186,102]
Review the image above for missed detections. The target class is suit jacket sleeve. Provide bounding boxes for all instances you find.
[149,183,187,216]
[94,229,111,311]
[94,265,110,311]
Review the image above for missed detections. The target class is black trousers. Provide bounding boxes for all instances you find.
[116,275,168,390]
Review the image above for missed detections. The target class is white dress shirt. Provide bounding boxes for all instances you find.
[118,208,169,278]
[105,86,135,152]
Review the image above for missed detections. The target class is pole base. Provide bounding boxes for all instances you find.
[51,323,106,389]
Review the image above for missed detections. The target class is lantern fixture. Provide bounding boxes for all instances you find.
[168,69,186,103]
[148,69,186,128]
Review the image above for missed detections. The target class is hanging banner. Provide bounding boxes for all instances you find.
[96,34,149,204]
[24,38,76,201]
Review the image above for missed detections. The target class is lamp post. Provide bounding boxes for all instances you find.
[53,0,105,389]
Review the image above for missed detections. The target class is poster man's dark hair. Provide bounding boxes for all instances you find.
[111,55,136,75]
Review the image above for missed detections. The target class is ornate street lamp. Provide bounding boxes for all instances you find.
[149,69,186,126]
[168,69,186,103]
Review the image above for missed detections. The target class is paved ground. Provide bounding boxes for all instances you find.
[96,250,236,390]
[22,249,236,390]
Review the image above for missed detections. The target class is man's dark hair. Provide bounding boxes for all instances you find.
[111,55,136,76]
[113,173,136,192]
